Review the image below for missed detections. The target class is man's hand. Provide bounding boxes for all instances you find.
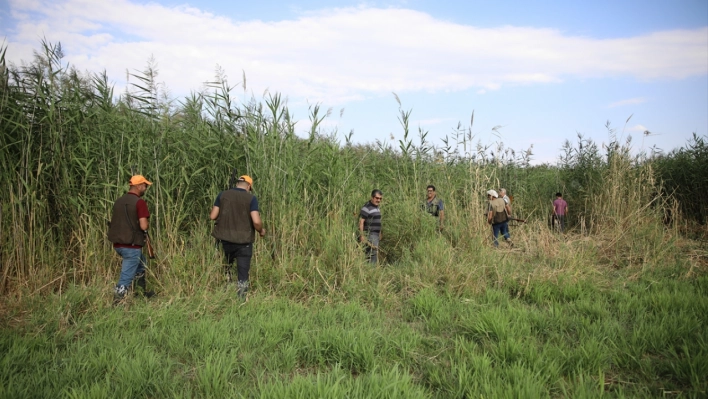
[259,228,266,237]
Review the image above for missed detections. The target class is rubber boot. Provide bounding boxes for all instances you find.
[134,272,155,298]
[237,280,249,302]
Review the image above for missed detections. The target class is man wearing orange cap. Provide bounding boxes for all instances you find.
[107,175,155,303]
[210,175,266,301]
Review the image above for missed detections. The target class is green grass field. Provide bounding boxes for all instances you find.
[2,235,707,398]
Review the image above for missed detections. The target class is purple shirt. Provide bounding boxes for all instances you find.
[553,198,567,215]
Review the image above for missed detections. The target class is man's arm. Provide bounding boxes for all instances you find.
[487,209,493,224]
[136,200,150,230]
[505,204,512,217]
[250,210,266,237]
[358,217,365,242]
[209,206,220,220]
[439,209,445,225]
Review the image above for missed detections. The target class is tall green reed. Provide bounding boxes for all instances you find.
[0,40,690,297]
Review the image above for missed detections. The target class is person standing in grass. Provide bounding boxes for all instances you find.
[423,185,445,230]
[107,175,155,303]
[487,189,513,248]
[499,188,512,215]
[359,189,383,264]
[210,175,266,301]
[552,192,568,233]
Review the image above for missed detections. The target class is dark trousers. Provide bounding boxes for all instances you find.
[552,215,565,232]
[221,241,253,282]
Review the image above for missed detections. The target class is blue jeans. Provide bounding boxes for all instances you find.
[115,247,147,287]
[491,222,511,247]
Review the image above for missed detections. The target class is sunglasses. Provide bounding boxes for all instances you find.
[373,196,383,200]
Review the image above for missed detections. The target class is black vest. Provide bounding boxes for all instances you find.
[425,197,442,217]
[211,189,256,244]
[107,193,145,246]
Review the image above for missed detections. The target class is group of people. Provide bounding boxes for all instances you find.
[486,188,514,248]
[357,185,446,264]
[357,185,517,263]
[107,174,569,302]
[484,189,569,245]
[108,174,265,303]
[357,186,570,262]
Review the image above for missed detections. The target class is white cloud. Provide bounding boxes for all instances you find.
[628,124,649,132]
[3,0,707,105]
[608,97,649,108]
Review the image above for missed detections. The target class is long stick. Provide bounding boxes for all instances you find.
[144,231,156,259]
[227,167,238,189]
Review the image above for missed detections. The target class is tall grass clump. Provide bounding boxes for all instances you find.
[0,39,524,297]
[653,133,708,237]
[553,120,685,269]
[0,40,695,297]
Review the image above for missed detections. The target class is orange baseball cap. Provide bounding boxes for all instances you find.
[238,175,253,186]
[129,175,152,186]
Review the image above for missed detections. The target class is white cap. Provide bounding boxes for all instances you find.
[486,190,499,198]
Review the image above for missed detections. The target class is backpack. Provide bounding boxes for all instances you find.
[490,199,508,224]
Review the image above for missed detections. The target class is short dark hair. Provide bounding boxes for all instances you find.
[427,185,436,191]
[556,192,562,197]
[371,189,383,198]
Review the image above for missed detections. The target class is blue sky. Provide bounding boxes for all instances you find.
[2,0,706,164]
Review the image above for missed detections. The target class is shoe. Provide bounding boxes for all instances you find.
[237,280,249,302]
[113,285,127,305]
[134,273,155,298]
